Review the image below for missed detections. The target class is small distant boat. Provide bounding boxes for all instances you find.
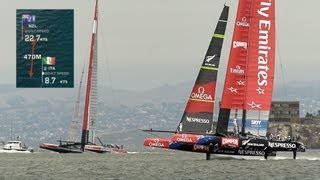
[0,140,33,154]
[39,0,127,154]
[0,114,33,154]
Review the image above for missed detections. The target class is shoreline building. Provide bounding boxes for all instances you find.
[269,101,300,124]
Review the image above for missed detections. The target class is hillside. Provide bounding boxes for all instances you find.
[0,81,320,151]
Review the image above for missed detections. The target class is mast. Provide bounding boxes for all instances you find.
[89,3,99,144]
[81,0,99,150]
[177,6,229,134]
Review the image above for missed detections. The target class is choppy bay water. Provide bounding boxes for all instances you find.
[0,150,319,180]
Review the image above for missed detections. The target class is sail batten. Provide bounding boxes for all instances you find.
[212,34,225,38]
[189,98,215,103]
[200,66,218,71]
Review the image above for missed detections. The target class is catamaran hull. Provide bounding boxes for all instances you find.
[39,143,83,153]
[212,154,273,160]
[168,141,276,156]
[40,143,127,154]
[85,145,111,153]
[144,135,305,159]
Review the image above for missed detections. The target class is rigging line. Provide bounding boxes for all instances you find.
[68,47,89,141]
[97,128,140,134]
[276,34,288,101]
[98,14,118,106]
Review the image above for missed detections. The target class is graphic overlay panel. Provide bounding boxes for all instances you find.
[16,9,74,88]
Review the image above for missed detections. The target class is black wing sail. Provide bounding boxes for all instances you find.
[177,6,229,134]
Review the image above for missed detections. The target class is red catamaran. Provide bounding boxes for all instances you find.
[40,0,127,154]
[143,0,305,160]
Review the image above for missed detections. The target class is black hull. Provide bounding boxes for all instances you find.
[39,142,82,153]
[170,143,276,157]
[168,136,305,159]
[40,145,83,153]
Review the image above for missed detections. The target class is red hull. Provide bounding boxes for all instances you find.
[171,134,203,144]
[143,138,171,148]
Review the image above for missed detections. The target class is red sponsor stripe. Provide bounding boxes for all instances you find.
[85,145,104,150]
[171,134,202,144]
[143,138,170,148]
[185,100,214,113]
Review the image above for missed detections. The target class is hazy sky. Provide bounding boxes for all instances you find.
[1,0,320,91]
